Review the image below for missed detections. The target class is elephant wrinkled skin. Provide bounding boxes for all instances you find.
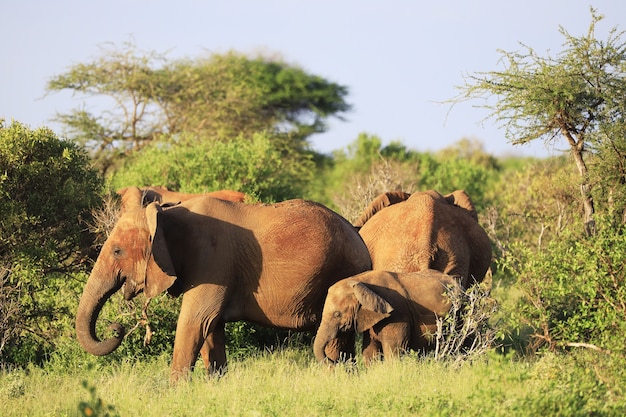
[356,190,492,288]
[75,187,372,382]
[314,269,460,364]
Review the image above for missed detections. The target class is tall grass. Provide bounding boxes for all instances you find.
[2,347,624,416]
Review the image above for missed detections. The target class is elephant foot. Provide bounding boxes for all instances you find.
[208,361,228,378]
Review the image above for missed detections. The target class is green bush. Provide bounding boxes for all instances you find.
[0,121,103,367]
[506,219,626,354]
[323,135,498,219]
[109,131,315,202]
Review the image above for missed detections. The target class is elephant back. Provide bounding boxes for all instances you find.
[354,191,411,228]
[358,190,492,287]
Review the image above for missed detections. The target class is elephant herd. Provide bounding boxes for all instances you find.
[75,186,492,382]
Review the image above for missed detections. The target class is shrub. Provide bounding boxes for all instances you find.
[0,121,103,367]
[433,280,499,363]
[109,131,314,202]
[508,219,626,354]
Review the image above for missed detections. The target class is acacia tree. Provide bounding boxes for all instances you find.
[454,8,626,235]
[46,42,351,175]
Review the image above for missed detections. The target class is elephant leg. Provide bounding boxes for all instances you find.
[170,291,226,383]
[199,340,210,370]
[362,331,382,365]
[380,323,410,361]
[170,319,204,383]
[202,322,227,376]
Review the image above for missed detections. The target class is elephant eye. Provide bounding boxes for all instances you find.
[112,247,124,257]
[333,311,342,319]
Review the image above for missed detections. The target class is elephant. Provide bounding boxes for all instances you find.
[117,185,246,212]
[353,191,411,228]
[75,186,372,382]
[355,190,491,288]
[313,269,460,365]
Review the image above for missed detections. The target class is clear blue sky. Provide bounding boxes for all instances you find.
[2,1,625,157]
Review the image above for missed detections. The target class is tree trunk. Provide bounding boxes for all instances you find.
[563,128,596,235]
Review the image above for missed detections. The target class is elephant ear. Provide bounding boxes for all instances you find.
[144,202,177,298]
[444,190,478,222]
[117,186,143,213]
[141,188,163,206]
[351,281,394,333]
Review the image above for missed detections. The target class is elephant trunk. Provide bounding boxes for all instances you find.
[313,328,336,363]
[75,271,125,356]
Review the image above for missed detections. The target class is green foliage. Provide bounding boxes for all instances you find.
[455,8,626,150]
[0,121,102,269]
[488,156,626,355]
[161,51,351,138]
[226,322,313,361]
[454,7,626,233]
[419,157,493,210]
[323,134,498,219]
[513,351,626,416]
[2,268,85,367]
[0,121,103,367]
[507,221,626,354]
[79,379,121,417]
[2,349,625,416]
[95,294,179,363]
[486,157,580,254]
[589,119,626,227]
[46,42,350,175]
[109,131,314,202]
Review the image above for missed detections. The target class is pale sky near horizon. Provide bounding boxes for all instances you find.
[2,1,625,158]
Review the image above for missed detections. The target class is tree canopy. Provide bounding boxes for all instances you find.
[453,7,626,234]
[46,42,351,174]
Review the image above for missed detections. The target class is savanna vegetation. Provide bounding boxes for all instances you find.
[2,7,625,416]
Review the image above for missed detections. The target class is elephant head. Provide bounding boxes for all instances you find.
[314,279,394,363]
[75,187,177,356]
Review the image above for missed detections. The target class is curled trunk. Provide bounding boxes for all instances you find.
[75,274,125,356]
[313,330,337,363]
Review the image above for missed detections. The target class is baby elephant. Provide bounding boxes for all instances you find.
[313,269,460,365]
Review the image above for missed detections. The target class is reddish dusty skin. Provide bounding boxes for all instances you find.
[314,269,460,365]
[355,190,492,289]
[75,188,372,382]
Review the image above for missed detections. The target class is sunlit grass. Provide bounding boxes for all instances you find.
[1,348,624,416]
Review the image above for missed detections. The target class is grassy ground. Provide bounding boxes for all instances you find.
[1,348,625,417]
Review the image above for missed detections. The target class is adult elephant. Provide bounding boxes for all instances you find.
[353,191,411,228]
[75,187,372,382]
[117,185,246,212]
[356,190,491,288]
[314,269,460,364]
